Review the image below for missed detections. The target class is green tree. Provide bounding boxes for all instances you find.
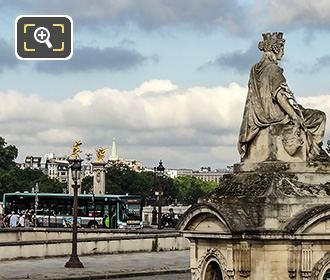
[38,176,66,193]
[105,163,155,200]
[174,176,217,205]
[81,175,93,194]
[0,137,65,197]
[99,162,218,205]
[0,137,18,169]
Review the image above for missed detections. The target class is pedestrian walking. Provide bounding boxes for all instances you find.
[24,212,31,227]
[0,214,4,228]
[10,212,19,228]
[18,214,25,227]
[4,214,11,227]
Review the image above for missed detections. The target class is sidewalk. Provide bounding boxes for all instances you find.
[0,250,190,280]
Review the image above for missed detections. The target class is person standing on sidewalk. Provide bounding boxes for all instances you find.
[0,214,4,228]
[10,212,19,227]
[18,214,25,227]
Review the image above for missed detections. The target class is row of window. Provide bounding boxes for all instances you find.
[48,170,67,176]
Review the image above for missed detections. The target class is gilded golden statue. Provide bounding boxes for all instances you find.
[70,140,82,159]
[96,147,107,162]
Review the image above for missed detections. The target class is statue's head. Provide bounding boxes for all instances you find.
[258,32,285,61]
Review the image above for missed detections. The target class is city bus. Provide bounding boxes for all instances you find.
[2,192,143,229]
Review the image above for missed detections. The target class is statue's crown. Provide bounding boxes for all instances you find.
[258,32,285,53]
[262,32,284,41]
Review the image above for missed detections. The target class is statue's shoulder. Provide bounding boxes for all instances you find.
[264,62,284,77]
[251,61,282,75]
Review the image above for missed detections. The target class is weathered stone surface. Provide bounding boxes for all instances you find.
[92,161,106,195]
[238,32,326,163]
[179,161,330,279]
[201,166,330,231]
[179,32,330,280]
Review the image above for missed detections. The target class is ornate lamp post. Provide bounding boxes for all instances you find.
[65,140,84,268]
[154,160,165,229]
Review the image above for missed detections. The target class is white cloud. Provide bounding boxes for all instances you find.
[0,80,247,168]
[255,0,330,29]
[0,80,329,168]
[136,79,178,95]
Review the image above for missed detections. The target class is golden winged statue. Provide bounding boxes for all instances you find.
[96,147,107,162]
[70,140,82,159]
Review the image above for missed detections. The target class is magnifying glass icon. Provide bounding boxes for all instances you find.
[34,27,53,49]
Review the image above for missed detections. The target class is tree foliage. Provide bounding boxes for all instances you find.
[81,175,93,194]
[105,163,156,201]
[173,176,217,205]
[0,137,18,170]
[0,137,65,198]
[104,163,217,205]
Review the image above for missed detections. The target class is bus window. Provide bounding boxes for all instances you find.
[119,203,129,223]
[110,204,118,228]
[103,203,117,228]
[57,200,68,215]
[12,196,32,213]
[77,205,87,216]
[87,201,95,217]
[126,204,141,220]
[87,201,104,218]
[26,198,35,211]
[5,197,12,213]
[49,201,57,215]
[40,200,49,215]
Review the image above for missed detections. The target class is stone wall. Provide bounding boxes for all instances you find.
[0,228,189,260]
[143,205,190,225]
[187,236,330,280]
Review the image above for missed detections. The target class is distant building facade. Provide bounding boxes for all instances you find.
[45,154,69,184]
[168,167,232,184]
[23,156,42,169]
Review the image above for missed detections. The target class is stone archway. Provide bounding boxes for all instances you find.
[311,252,330,280]
[322,268,330,280]
[192,248,229,280]
[203,260,223,280]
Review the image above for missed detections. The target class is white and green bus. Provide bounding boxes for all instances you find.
[3,192,143,229]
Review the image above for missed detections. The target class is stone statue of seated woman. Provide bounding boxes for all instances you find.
[238,32,327,163]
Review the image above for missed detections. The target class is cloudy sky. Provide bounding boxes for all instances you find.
[1,0,330,169]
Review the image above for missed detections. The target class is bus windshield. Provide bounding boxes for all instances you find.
[118,195,143,227]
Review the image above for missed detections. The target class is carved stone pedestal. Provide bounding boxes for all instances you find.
[178,161,330,280]
[245,124,308,163]
[92,161,106,195]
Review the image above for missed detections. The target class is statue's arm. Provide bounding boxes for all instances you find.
[271,66,304,126]
[277,91,303,123]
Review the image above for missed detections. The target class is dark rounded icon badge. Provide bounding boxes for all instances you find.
[15,15,73,60]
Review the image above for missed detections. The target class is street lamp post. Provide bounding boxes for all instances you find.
[154,160,165,230]
[65,157,84,268]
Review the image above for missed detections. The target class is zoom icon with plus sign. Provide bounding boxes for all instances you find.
[15,15,73,60]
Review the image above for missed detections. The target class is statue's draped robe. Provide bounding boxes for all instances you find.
[238,58,326,159]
